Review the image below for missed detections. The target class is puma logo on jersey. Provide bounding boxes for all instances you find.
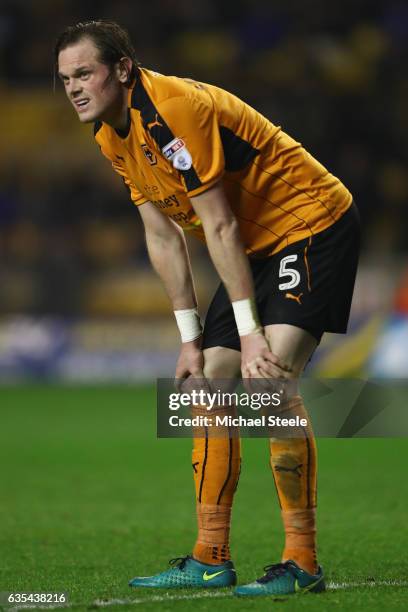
[147,113,163,130]
[285,292,303,304]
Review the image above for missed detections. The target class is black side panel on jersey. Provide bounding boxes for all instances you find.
[131,77,203,192]
[219,126,260,172]
[94,121,102,136]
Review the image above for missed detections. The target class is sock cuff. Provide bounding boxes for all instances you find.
[196,502,232,544]
[196,502,232,518]
[281,508,316,533]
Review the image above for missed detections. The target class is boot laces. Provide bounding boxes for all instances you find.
[169,555,191,570]
[258,561,291,583]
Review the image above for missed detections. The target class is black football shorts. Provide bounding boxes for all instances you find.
[202,202,361,350]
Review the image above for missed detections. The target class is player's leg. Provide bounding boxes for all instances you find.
[234,323,326,596]
[259,205,360,584]
[264,323,318,574]
[129,345,241,589]
[234,202,360,597]
[192,346,241,566]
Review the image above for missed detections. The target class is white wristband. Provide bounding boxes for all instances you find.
[174,308,203,343]
[231,298,261,336]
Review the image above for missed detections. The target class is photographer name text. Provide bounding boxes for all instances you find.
[168,415,307,427]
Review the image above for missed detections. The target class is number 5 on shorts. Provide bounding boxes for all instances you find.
[278,255,301,290]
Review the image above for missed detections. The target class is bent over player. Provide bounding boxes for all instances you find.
[55,21,360,597]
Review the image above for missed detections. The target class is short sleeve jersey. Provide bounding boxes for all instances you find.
[94,68,352,257]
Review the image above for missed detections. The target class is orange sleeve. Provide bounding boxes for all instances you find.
[156,94,225,197]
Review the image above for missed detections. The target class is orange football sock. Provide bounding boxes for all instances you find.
[281,508,317,574]
[269,395,318,575]
[192,405,241,565]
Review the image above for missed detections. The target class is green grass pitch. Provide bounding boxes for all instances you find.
[0,385,407,611]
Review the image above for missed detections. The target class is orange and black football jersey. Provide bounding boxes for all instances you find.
[94,68,352,257]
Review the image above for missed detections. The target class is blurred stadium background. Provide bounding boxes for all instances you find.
[2,3,408,608]
[1,0,408,381]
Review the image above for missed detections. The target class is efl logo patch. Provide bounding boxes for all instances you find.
[162,137,185,160]
[141,144,157,165]
[173,149,192,170]
[162,138,192,170]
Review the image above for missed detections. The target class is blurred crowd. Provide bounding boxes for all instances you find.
[1,0,408,315]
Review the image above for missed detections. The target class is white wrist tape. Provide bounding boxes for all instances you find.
[174,308,203,343]
[232,298,261,336]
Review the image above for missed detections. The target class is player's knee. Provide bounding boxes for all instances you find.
[273,362,296,382]
[203,347,241,379]
[248,361,298,394]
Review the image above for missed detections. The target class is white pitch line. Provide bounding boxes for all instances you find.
[92,581,408,607]
[9,581,408,611]
[93,591,230,607]
[327,580,408,590]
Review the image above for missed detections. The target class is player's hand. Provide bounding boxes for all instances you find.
[175,337,205,391]
[240,331,291,379]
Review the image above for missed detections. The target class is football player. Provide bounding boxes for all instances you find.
[56,20,360,597]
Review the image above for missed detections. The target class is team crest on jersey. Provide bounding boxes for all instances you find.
[141,144,157,165]
[162,138,192,171]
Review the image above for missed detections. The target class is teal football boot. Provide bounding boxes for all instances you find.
[234,560,325,597]
[129,555,237,589]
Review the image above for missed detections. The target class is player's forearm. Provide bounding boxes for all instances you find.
[191,184,261,338]
[204,219,255,302]
[204,220,263,338]
[145,231,197,310]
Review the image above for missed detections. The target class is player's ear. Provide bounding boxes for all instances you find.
[116,57,133,85]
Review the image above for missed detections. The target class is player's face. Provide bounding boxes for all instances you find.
[58,37,124,125]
